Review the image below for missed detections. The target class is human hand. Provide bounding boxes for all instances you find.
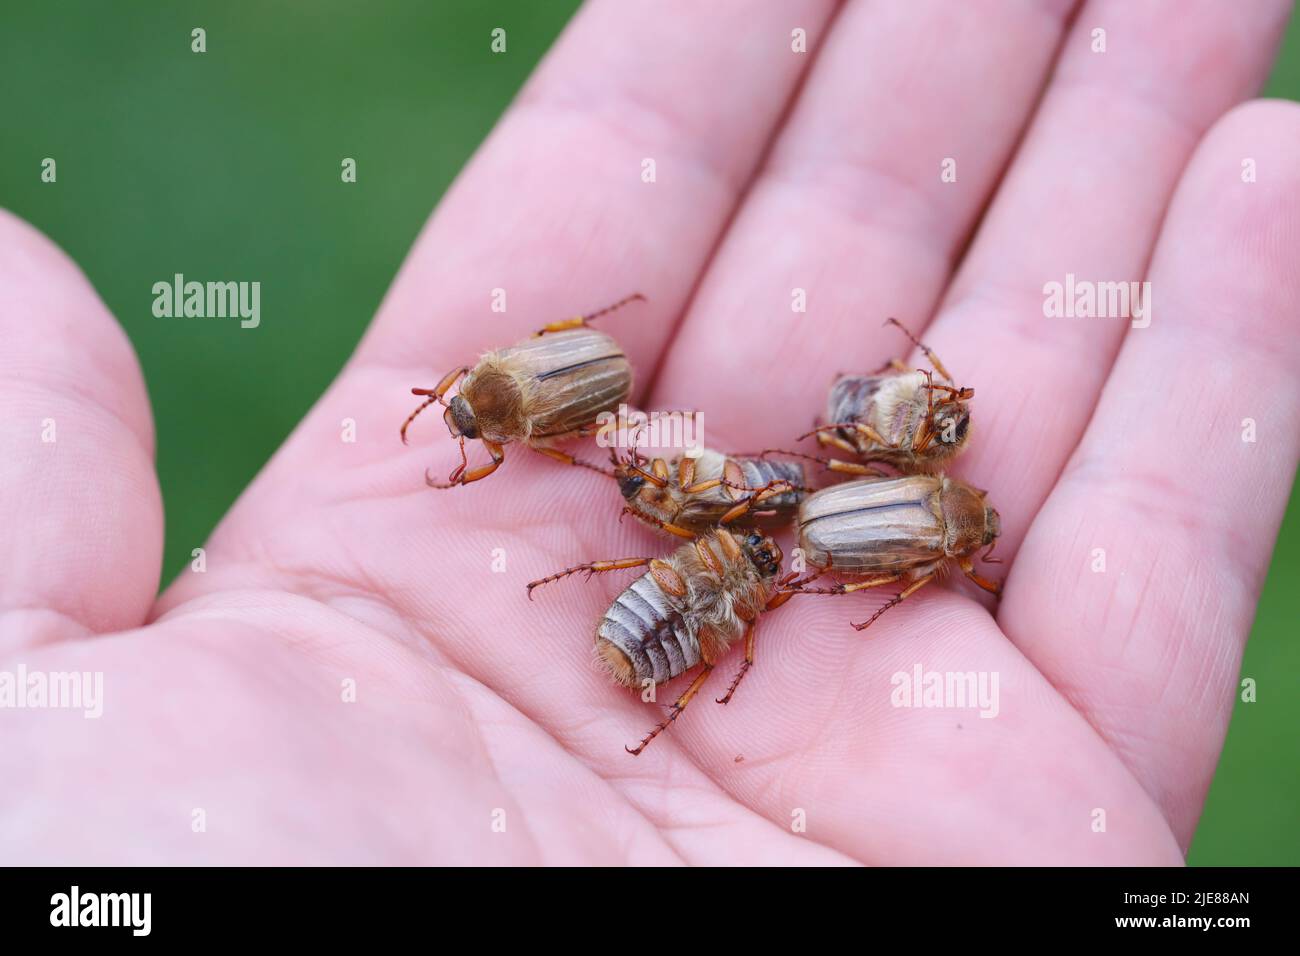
[3,0,1297,864]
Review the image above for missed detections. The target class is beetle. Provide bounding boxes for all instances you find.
[805,318,975,474]
[400,294,642,486]
[526,529,812,755]
[791,474,1002,630]
[610,445,812,538]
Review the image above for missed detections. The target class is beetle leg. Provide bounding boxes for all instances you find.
[716,623,756,705]
[626,664,714,756]
[856,424,892,447]
[573,408,642,440]
[682,465,792,498]
[426,434,468,485]
[824,459,882,477]
[426,439,504,488]
[526,555,651,599]
[677,455,696,490]
[921,368,937,419]
[913,416,935,454]
[718,480,795,524]
[765,589,796,611]
[884,317,956,384]
[790,572,902,595]
[694,538,726,576]
[926,382,971,400]
[852,574,934,631]
[801,421,893,449]
[683,477,725,494]
[871,356,910,374]
[532,292,646,337]
[813,428,863,456]
[629,461,669,489]
[531,446,615,477]
[759,448,885,478]
[619,507,697,540]
[565,409,641,445]
[766,563,833,610]
[959,558,1003,596]
[648,559,688,596]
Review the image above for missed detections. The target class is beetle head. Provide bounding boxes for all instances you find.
[983,505,1001,546]
[618,471,646,500]
[929,398,971,452]
[445,395,479,440]
[742,532,783,579]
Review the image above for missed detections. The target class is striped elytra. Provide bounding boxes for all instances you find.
[402,297,643,487]
[493,328,632,442]
[797,475,998,575]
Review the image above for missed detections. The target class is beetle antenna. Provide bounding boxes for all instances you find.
[401,367,469,444]
[401,390,442,445]
[423,436,469,488]
[884,317,956,383]
[583,292,647,323]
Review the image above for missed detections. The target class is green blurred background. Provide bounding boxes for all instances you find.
[1,2,1295,864]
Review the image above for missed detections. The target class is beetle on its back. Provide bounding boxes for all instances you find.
[807,318,975,474]
[527,528,799,755]
[612,445,811,538]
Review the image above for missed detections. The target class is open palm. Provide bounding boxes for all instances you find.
[4,0,1298,865]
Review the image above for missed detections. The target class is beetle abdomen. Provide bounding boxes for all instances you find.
[827,375,882,439]
[737,458,804,509]
[596,574,701,687]
[827,372,929,458]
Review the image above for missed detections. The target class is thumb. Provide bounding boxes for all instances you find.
[0,210,162,654]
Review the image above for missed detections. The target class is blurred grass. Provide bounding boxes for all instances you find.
[0,1,1295,865]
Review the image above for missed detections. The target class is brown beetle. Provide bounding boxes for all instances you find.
[611,445,812,538]
[400,295,642,486]
[805,318,974,474]
[526,528,810,755]
[792,474,1002,630]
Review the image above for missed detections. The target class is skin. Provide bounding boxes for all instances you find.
[1,0,1297,865]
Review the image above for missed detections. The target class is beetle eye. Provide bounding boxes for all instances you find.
[746,534,762,547]
[758,549,771,563]
[618,474,645,498]
[955,416,970,442]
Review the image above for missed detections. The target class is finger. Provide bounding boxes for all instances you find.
[649,0,1081,443]
[909,0,1292,558]
[354,0,840,374]
[0,211,163,653]
[155,0,840,614]
[640,592,1183,864]
[1003,100,1300,848]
